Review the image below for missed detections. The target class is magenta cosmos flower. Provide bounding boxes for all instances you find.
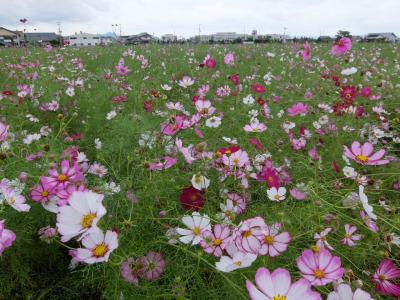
[160,115,185,136]
[246,267,322,300]
[30,176,57,203]
[302,41,311,61]
[251,83,266,94]
[341,224,362,247]
[344,141,389,166]
[331,37,352,56]
[0,121,9,142]
[296,249,345,286]
[371,259,400,297]
[141,251,166,281]
[200,224,232,257]
[258,223,291,257]
[45,160,81,190]
[146,156,177,171]
[0,220,16,256]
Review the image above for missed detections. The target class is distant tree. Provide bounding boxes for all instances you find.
[336,30,352,40]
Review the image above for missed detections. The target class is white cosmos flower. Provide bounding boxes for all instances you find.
[243,94,255,105]
[267,187,287,202]
[176,212,211,245]
[56,191,106,242]
[66,87,75,97]
[216,244,257,272]
[191,174,210,190]
[358,185,377,220]
[343,166,357,179]
[106,110,117,120]
[205,116,222,128]
[341,67,358,76]
[161,84,172,91]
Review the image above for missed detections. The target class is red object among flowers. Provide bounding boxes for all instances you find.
[180,186,205,211]
[251,83,266,94]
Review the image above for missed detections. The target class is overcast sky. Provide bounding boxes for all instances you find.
[1,0,399,37]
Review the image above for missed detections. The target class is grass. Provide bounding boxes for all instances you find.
[0,42,399,299]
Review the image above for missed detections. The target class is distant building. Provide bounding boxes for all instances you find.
[213,32,244,42]
[352,35,363,42]
[0,27,24,46]
[364,32,397,42]
[25,32,59,44]
[64,32,113,46]
[162,34,177,43]
[124,32,155,44]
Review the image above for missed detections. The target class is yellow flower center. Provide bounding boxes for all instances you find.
[41,191,49,197]
[264,235,274,245]
[192,227,201,236]
[356,155,369,163]
[81,213,96,228]
[274,194,281,201]
[268,176,274,183]
[214,238,222,246]
[311,245,320,253]
[92,243,108,257]
[57,174,67,181]
[233,158,239,165]
[253,128,260,132]
[9,197,15,205]
[191,195,198,201]
[272,295,287,300]
[344,233,351,239]
[314,269,325,279]
[379,275,386,282]
[242,230,252,238]
[234,261,242,266]
[194,176,202,184]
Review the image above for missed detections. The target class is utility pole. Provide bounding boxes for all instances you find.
[283,26,287,43]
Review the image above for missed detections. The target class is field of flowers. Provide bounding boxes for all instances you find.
[0,40,399,299]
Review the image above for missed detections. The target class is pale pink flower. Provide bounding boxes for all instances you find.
[0,122,9,142]
[258,223,291,257]
[288,102,309,117]
[178,76,194,88]
[200,224,232,257]
[222,149,250,168]
[314,227,334,250]
[344,141,389,166]
[234,216,266,254]
[246,267,322,300]
[0,220,16,256]
[327,283,372,300]
[341,224,362,247]
[302,41,311,61]
[244,123,267,133]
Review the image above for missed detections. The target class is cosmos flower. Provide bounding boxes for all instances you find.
[258,223,291,257]
[314,227,334,250]
[233,216,266,254]
[200,224,232,257]
[56,190,106,242]
[222,149,250,168]
[287,102,309,117]
[302,41,311,61]
[3,187,30,212]
[344,141,389,166]
[176,212,211,245]
[327,283,372,300]
[191,174,210,190]
[243,122,267,133]
[371,259,400,297]
[341,224,362,247]
[216,243,257,272]
[331,37,352,56]
[205,116,222,128]
[0,122,9,142]
[178,76,194,88]
[141,251,166,281]
[267,187,287,202]
[296,249,345,286]
[75,227,118,264]
[224,52,235,66]
[246,267,322,300]
[251,83,266,94]
[0,220,16,256]
[121,257,144,286]
[180,186,205,211]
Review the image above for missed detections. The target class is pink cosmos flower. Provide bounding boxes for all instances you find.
[226,192,246,215]
[121,257,145,286]
[30,177,57,203]
[224,52,235,66]
[246,267,322,300]
[331,37,352,56]
[258,223,291,257]
[371,259,400,297]
[244,123,267,133]
[45,160,81,190]
[75,227,118,264]
[178,76,194,88]
[308,147,320,161]
[302,41,311,61]
[360,210,379,233]
[344,141,389,166]
[146,156,177,171]
[0,220,16,256]
[141,251,166,281]
[314,227,334,250]
[341,224,362,247]
[195,100,216,116]
[222,149,250,168]
[234,216,266,254]
[160,115,185,136]
[251,83,266,94]
[288,102,309,117]
[115,64,130,76]
[0,121,9,142]
[200,224,232,257]
[360,87,372,98]
[289,188,307,200]
[296,249,345,286]
[229,74,240,86]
